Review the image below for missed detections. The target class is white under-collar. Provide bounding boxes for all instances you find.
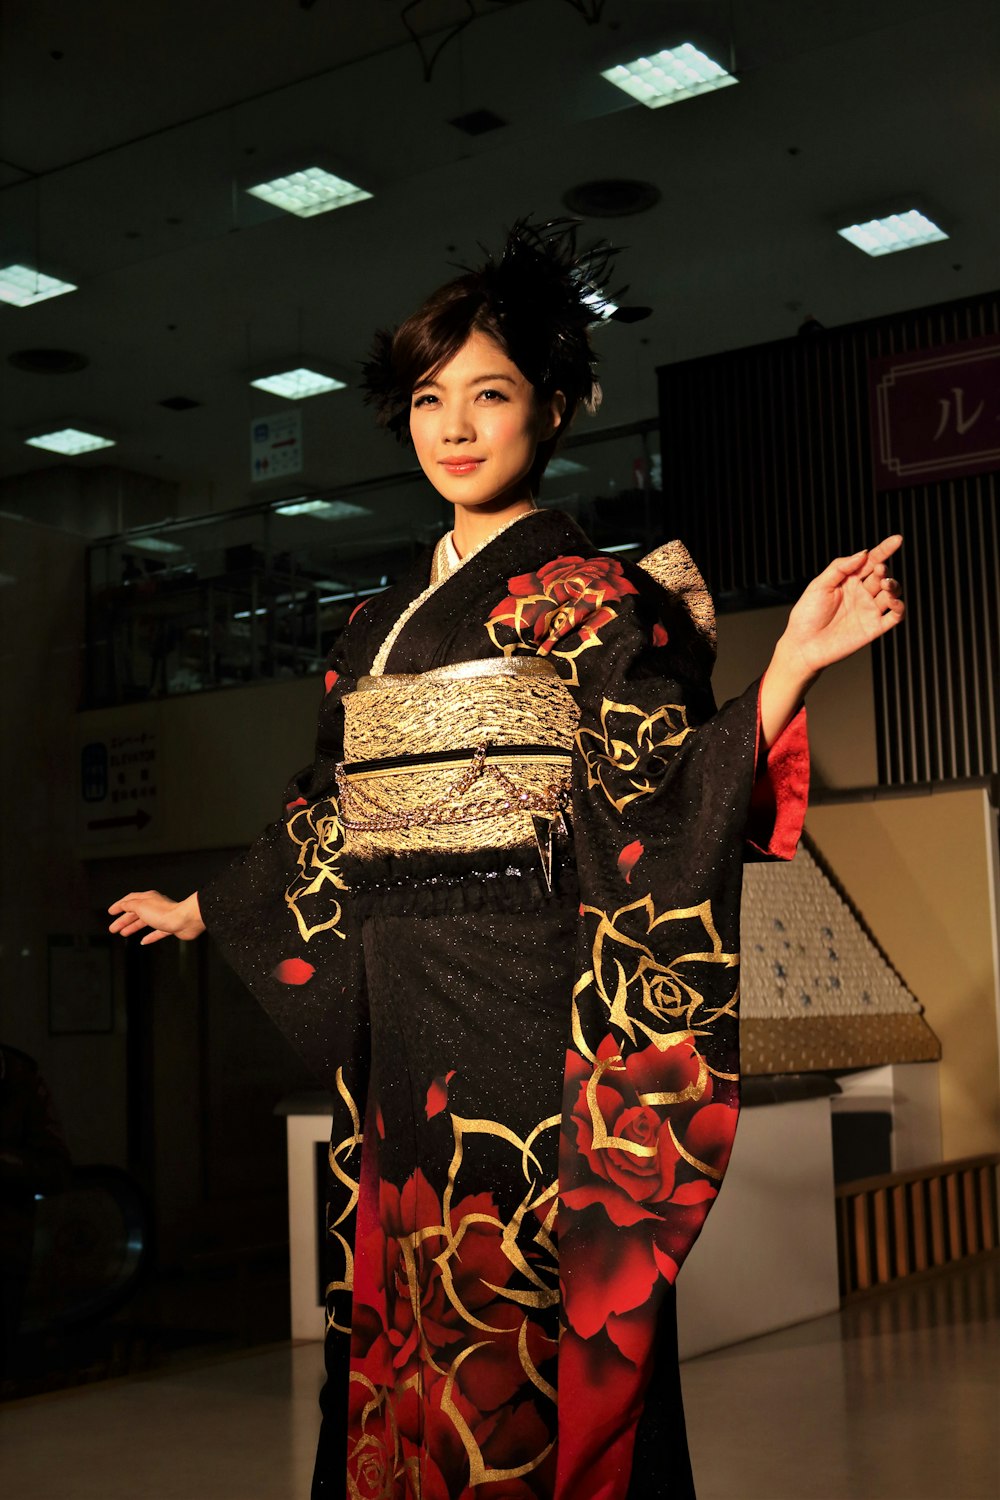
[443,531,462,573]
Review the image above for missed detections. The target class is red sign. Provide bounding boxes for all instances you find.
[868,334,1000,490]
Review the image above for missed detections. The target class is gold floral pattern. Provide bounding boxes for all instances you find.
[576,698,692,812]
[486,555,639,686]
[557,891,742,1418]
[576,893,741,1045]
[326,1067,364,1337]
[284,795,349,942]
[348,1107,560,1495]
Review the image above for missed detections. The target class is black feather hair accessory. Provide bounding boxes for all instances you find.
[360,216,625,442]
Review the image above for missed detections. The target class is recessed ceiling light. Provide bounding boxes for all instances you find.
[25,427,115,455]
[602,44,737,107]
[0,264,78,307]
[246,167,372,218]
[563,178,661,219]
[837,210,948,256]
[274,498,370,520]
[251,367,347,399]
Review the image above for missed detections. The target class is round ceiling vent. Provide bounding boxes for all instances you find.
[8,348,89,374]
[563,179,661,218]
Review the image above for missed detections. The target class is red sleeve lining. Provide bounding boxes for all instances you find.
[745,683,810,860]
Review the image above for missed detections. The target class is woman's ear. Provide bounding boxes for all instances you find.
[542,389,567,440]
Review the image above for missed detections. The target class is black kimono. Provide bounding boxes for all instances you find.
[199,508,809,1500]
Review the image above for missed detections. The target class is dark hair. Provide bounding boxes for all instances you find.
[361,219,618,491]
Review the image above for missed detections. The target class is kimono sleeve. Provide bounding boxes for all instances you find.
[197,643,365,1076]
[197,641,369,1360]
[489,552,808,1479]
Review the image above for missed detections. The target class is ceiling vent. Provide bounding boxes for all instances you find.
[449,108,507,135]
[8,348,89,374]
[563,179,661,218]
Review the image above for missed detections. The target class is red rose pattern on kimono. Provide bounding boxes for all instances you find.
[198,509,809,1500]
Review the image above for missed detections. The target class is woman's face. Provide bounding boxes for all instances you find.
[409,330,565,515]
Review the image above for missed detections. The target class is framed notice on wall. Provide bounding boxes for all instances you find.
[48,935,114,1036]
[868,333,1000,490]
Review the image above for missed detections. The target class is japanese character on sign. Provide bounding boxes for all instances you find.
[933,386,985,441]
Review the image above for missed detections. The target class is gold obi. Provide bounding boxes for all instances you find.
[336,657,578,862]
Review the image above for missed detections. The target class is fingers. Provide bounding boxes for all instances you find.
[108,892,162,940]
[877,597,905,632]
[140,930,170,946]
[818,548,868,586]
[862,571,902,601]
[108,891,156,915]
[867,534,903,566]
[110,914,149,937]
[859,535,903,581]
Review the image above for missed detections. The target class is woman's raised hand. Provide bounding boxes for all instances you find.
[108,890,205,946]
[759,536,905,749]
[779,535,906,679]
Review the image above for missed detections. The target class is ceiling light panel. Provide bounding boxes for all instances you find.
[251,368,347,399]
[545,457,588,478]
[25,428,115,455]
[128,536,184,554]
[602,44,737,108]
[837,210,948,256]
[274,498,370,519]
[0,264,78,307]
[246,167,372,218]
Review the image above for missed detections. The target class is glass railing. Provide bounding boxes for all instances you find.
[85,421,662,706]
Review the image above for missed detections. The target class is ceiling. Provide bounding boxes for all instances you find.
[1,0,997,535]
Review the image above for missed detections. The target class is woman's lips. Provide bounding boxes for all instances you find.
[439,459,484,474]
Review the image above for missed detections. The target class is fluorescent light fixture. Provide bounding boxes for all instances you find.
[545,457,588,478]
[837,210,948,256]
[274,498,370,519]
[128,536,184,555]
[317,585,390,604]
[0,263,78,307]
[246,167,372,218]
[233,607,270,619]
[25,427,115,455]
[602,44,737,108]
[251,367,347,400]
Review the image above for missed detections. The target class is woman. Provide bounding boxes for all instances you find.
[109,221,903,1499]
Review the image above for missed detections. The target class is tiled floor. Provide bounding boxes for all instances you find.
[2,1255,997,1500]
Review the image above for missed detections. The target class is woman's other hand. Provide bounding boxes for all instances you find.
[107,890,205,946]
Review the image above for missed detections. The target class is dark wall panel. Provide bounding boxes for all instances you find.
[658,290,1000,786]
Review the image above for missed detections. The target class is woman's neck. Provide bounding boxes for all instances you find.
[451,498,537,558]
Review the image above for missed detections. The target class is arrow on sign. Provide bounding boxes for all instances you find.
[87,808,152,832]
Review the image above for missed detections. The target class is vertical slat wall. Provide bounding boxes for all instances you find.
[835,1155,999,1297]
[658,290,1000,785]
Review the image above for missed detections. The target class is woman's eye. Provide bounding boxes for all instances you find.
[477,388,508,403]
[412,393,437,408]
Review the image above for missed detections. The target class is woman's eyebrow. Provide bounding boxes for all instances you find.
[413,372,518,392]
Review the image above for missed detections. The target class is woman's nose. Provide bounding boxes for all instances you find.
[442,408,475,442]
